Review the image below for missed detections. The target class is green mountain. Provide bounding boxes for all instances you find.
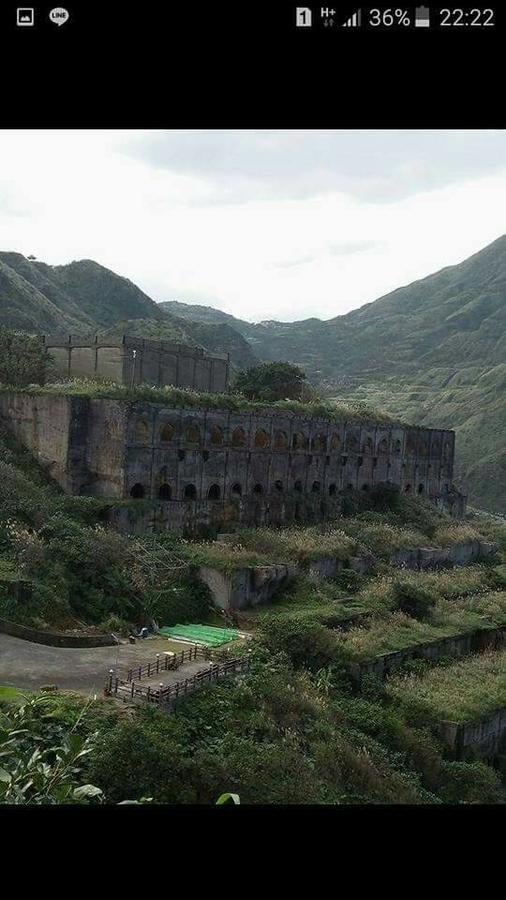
[0,253,256,370]
[1,240,504,510]
[165,237,506,512]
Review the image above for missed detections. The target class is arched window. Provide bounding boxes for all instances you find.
[274,430,288,450]
[294,480,303,493]
[158,483,172,501]
[159,423,175,443]
[208,484,221,500]
[184,484,197,500]
[254,429,270,449]
[357,456,363,467]
[209,425,223,445]
[311,481,321,493]
[253,483,263,495]
[347,435,359,452]
[419,440,428,457]
[330,434,341,451]
[377,437,388,454]
[328,483,337,496]
[341,455,348,466]
[231,482,242,497]
[274,480,283,493]
[185,424,201,445]
[363,437,374,454]
[418,483,425,495]
[394,439,402,455]
[292,432,306,450]
[312,433,327,452]
[231,427,246,447]
[134,420,150,444]
[130,483,145,499]
[404,484,412,494]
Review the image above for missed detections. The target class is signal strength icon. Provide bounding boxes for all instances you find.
[342,8,361,27]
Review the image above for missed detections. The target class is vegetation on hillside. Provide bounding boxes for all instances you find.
[2,377,400,424]
[0,328,54,386]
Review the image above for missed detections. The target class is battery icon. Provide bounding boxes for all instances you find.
[415,6,430,27]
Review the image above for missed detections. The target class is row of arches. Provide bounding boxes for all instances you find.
[133,419,410,455]
[128,479,374,501]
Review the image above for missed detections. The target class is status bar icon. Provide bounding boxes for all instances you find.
[295,7,312,27]
[16,8,34,26]
[342,9,362,27]
[415,6,430,27]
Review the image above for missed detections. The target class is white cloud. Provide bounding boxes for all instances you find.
[0,130,505,322]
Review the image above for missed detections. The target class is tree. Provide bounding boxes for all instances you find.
[234,362,317,402]
[0,328,54,386]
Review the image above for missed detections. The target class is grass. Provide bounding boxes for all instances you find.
[181,541,271,573]
[336,518,429,558]
[239,575,367,628]
[335,590,506,663]
[388,649,506,723]
[338,613,470,663]
[353,565,498,615]
[221,526,361,565]
[0,378,405,425]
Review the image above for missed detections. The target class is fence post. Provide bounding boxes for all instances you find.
[131,681,135,699]
[108,669,114,692]
[156,653,160,673]
[138,666,141,680]
[147,662,151,678]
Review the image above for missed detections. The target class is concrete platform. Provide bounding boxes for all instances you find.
[0,633,193,694]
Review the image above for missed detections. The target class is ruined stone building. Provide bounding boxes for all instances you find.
[41,334,230,394]
[0,390,465,532]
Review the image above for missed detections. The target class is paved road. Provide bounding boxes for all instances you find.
[0,634,194,694]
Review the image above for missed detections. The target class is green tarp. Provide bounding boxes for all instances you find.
[159,624,240,647]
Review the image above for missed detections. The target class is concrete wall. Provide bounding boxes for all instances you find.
[0,616,118,647]
[42,335,230,393]
[438,708,506,760]
[199,564,297,611]
[349,624,506,682]
[390,540,497,570]
[0,391,464,530]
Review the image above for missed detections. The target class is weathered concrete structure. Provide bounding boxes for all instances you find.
[41,334,230,394]
[0,390,465,530]
[199,564,297,611]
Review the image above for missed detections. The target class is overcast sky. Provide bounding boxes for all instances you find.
[1,130,506,322]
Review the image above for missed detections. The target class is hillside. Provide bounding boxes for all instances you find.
[166,238,506,512]
[0,253,255,369]
[1,241,504,510]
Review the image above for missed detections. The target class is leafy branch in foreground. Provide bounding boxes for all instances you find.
[0,695,103,805]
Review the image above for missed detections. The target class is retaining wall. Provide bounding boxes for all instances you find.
[0,617,118,647]
[199,564,297,611]
[349,624,506,682]
[438,708,506,760]
[389,540,497,570]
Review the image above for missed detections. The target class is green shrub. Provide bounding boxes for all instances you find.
[393,580,435,620]
[144,576,212,626]
[437,761,502,804]
[260,619,339,670]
